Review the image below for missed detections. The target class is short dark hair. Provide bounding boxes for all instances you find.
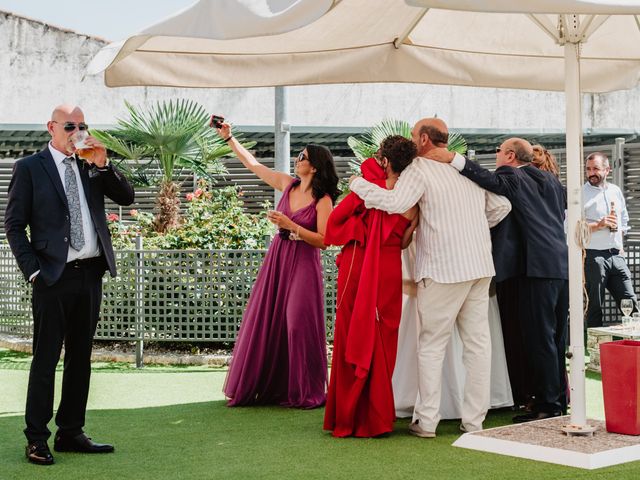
[419,125,448,146]
[379,135,417,174]
[586,151,610,168]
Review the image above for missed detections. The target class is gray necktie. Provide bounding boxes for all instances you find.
[62,157,85,250]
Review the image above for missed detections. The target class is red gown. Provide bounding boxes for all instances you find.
[323,159,410,437]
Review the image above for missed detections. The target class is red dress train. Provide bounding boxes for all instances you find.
[323,159,410,437]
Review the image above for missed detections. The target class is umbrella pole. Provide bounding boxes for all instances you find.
[274,86,291,206]
[563,41,594,435]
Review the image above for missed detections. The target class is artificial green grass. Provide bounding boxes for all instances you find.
[2,404,639,480]
[0,348,637,479]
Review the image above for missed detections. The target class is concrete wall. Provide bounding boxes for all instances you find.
[0,11,635,131]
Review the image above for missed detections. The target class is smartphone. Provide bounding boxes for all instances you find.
[210,115,224,128]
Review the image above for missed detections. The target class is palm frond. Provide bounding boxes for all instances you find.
[347,136,377,162]
[447,131,468,155]
[369,119,412,146]
[347,118,412,163]
[90,129,152,160]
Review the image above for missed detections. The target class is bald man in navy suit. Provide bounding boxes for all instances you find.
[5,104,134,465]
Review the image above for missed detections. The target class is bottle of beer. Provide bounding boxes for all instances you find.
[610,200,618,233]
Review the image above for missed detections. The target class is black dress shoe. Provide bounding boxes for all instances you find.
[54,433,114,453]
[26,440,54,465]
[512,410,562,424]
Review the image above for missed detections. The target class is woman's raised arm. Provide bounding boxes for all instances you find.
[217,122,292,192]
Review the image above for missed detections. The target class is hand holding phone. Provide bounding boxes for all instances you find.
[210,115,225,129]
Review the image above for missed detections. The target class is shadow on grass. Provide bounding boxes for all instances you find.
[586,370,602,381]
[0,350,30,360]
[1,402,637,480]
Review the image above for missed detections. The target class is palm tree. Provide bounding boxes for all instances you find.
[93,99,255,233]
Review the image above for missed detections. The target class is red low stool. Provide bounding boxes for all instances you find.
[600,340,640,435]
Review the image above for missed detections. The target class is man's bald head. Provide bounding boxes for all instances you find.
[496,137,534,168]
[47,104,86,155]
[51,104,84,122]
[506,138,534,163]
[411,117,449,156]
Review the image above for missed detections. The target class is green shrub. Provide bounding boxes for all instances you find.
[108,180,273,250]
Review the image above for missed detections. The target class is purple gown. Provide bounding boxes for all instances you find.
[223,179,327,408]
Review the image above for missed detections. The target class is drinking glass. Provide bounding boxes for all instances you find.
[71,130,96,161]
[620,299,633,318]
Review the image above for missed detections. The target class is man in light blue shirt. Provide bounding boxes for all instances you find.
[583,151,637,329]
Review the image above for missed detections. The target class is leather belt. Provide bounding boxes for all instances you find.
[65,256,104,269]
[586,248,620,255]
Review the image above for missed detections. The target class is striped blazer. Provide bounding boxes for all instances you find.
[350,155,511,284]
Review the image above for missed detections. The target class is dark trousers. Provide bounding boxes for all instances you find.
[496,278,532,407]
[585,249,637,329]
[519,277,569,414]
[24,257,106,442]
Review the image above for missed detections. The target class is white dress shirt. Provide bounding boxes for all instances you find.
[582,181,629,250]
[351,154,511,284]
[48,143,101,261]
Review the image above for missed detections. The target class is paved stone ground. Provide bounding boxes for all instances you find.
[1,334,335,367]
[0,334,231,367]
[474,416,640,453]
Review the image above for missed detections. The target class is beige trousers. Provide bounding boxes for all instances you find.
[412,277,492,432]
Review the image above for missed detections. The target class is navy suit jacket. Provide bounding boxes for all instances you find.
[4,147,134,285]
[490,211,525,283]
[461,161,568,281]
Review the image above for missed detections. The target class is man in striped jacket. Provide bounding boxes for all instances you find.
[350,118,511,437]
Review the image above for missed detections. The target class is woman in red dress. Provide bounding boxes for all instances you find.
[323,135,419,437]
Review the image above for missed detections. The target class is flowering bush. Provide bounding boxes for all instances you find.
[107,180,274,250]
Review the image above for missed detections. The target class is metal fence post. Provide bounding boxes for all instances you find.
[613,137,626,195]
[274,86,291,207]
[135,235,144,368]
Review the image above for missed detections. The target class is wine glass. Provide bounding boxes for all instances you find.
[620,299,633,317]
[620,299,633,329]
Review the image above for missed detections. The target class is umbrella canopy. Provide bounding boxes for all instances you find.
[90,0,640,93]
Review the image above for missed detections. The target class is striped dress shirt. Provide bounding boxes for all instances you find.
[350,155,511,284]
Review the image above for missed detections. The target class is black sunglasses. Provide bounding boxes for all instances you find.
[52,121,89,132]
[496,147,513,154]
[297,151,309,162]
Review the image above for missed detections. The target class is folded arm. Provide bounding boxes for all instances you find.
[485,191,511,227]
[350,162,424,214]
[100,164,135,206]
[451,155,520,198]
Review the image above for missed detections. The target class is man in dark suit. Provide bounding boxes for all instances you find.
[4,104,134,465]
[490,212,533,410]
[433,137,568,422]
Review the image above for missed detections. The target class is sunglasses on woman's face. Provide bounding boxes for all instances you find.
[297,151,309,163]
[53,121,89,132]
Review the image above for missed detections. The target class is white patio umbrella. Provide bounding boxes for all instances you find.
[89,0,640,431]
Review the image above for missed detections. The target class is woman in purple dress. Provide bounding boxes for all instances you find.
[216,122,339,408]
